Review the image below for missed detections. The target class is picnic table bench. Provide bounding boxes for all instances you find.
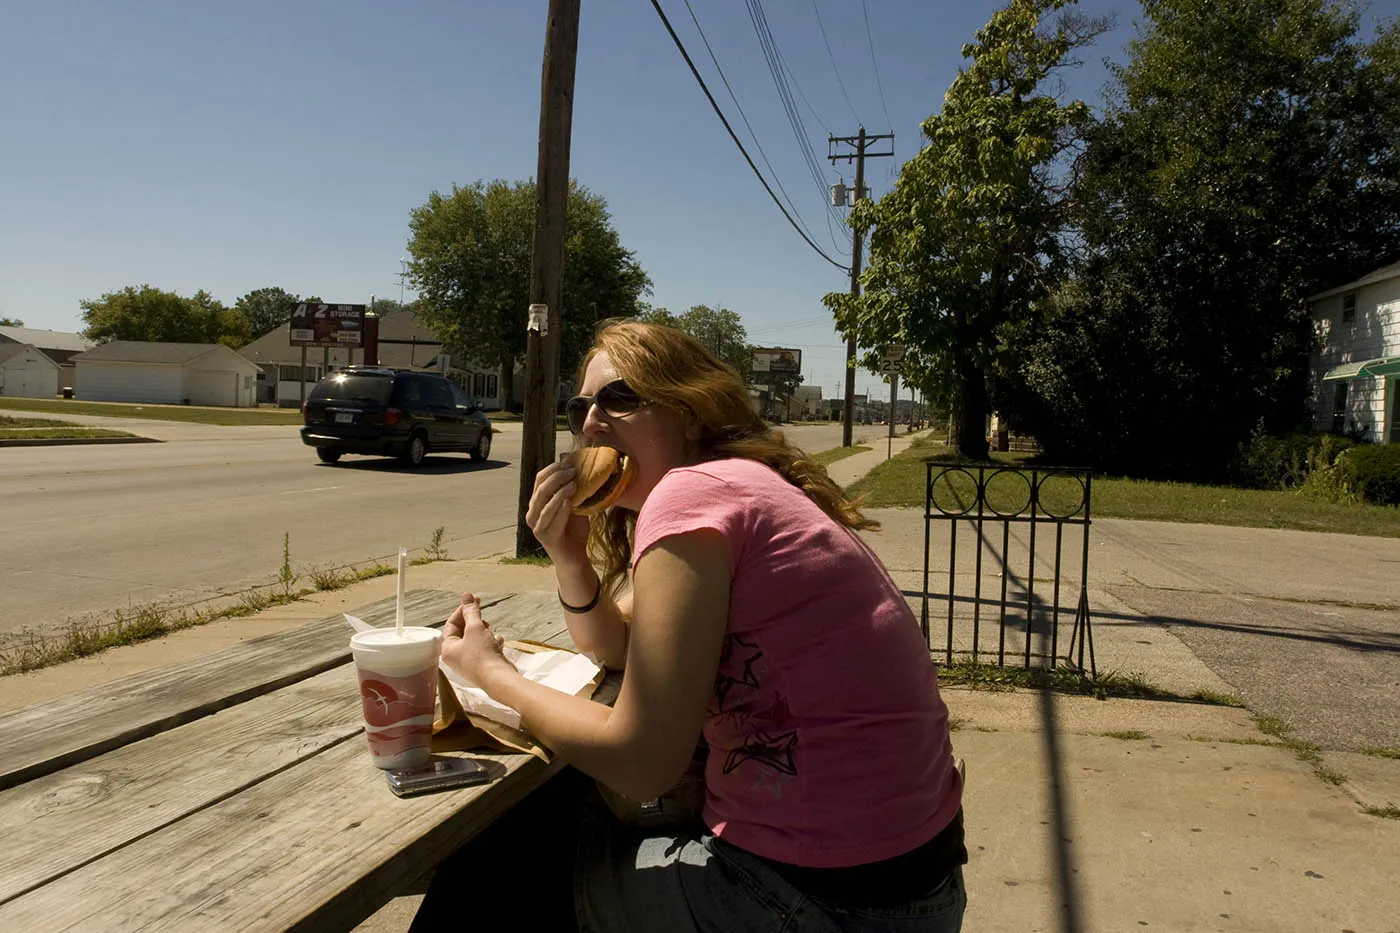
[0,589,610,931]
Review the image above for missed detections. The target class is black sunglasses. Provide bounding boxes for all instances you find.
[564,380,648,434]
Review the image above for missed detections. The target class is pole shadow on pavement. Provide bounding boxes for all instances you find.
[1038,688,1085,933]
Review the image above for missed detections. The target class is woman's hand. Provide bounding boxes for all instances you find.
[440,593,513,689]
[525,458,591,565]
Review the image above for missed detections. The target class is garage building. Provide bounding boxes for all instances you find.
[0,343,62,398]
[73,341,260,407]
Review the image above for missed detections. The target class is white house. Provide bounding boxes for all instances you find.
[0,343,61,398]
[0,325,92,391]
[1310,259,1400,443]
[72,342,260,407]
[785,384,824,421]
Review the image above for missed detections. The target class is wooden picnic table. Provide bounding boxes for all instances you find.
[0,589,609,932]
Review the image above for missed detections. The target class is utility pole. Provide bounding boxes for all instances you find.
[829,127,894,447]
[517,0,580,557]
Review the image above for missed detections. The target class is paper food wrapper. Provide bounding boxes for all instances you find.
[434,639,604,762]
[343,614,603,763]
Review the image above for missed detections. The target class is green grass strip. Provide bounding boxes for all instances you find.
[0,397,303,426]
[846,437,1400,538]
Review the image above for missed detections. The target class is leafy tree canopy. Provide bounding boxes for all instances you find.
[81,285,250,348]
[1017,0,1400,477]
[825,0,1106,458]
[0,317,23,327]
[235,287,303,339]
[641,304,754,380]
[406,179,651,396]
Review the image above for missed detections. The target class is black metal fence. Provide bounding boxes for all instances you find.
[920,463,1096,674]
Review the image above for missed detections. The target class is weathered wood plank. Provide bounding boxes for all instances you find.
[0,591,576,923]
[0,736,558,932]
[0,589,483,789]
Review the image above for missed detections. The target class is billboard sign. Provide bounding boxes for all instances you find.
[751,347,801,374]
[289,303,367,348]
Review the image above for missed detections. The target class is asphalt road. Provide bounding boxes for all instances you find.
[0,418,873,642]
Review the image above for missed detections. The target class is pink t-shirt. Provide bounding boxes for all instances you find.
[632,458,962,868]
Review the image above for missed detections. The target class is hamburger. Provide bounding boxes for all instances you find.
[569,446,635,516]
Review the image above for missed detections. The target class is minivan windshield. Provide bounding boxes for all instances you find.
[309,374,393,404]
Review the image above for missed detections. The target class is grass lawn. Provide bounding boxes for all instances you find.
[813,444,872,467]
[844,436,1400,538]
[0,415,135,440]
[0,397,303,426]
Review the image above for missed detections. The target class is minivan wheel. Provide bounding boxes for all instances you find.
[470,430,492,462]
[316,447,342,463]
[403,432,428,467]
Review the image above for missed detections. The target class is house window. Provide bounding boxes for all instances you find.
[472,373,499,400]
[1342,292,1357,324]
[1331,382,1348,434]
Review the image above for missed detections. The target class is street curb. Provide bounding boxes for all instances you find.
[0,436,162,447]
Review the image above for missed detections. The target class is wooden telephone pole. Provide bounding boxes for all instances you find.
[829,128,894,448]
[517,0,581,556]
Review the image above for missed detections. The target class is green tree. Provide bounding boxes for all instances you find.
[407,179,651,405]
[636,304,681,329]
[1020,0,1400,478]
[369,297,415,317]
[644,304,753,378]
[80,285,246,346]
[0,317,23,327]
[235,287,301,339]
[825,0,1105,459]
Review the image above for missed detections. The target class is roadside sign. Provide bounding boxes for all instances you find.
[289,303,367,348]
[879,344,905,374]
[752,347,802,374]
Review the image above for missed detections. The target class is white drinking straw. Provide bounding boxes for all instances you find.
[396,547,407,635]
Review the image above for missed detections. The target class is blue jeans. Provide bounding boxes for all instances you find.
[574,800,966,933]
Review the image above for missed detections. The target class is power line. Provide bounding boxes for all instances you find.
[861,0,894,133]
[649,0,849,272]
[812,0,860,126]
[680,0,829,256]
[744,0,850,239]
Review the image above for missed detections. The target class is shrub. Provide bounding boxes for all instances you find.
[1297,445,1360,505]
[1229,425,1355,490]
[1340,444,1400,505]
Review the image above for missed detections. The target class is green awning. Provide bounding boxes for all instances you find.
[1323,356,1400,380]
[1323,361,1368,380]
[1362,356,1400,377]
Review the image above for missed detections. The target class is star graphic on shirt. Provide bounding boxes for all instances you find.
[722,728,798,776]
[713,634,763,711]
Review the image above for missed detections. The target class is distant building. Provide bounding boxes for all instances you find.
[0,325,93,391]
[72,341,260,407]
[239,309,505,409]
[786,385,823,421]
[0,342,62,398]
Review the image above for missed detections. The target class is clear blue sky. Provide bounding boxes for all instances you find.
[2,0,1396,402]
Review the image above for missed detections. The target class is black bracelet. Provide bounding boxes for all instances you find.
[559,577,602,614]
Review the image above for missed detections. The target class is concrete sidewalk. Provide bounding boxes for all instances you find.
[3,431,1397,931]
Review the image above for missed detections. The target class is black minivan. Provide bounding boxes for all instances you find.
[299,367,493,467]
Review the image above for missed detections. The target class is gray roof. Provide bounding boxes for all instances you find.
[0,326,93,353]
[73,341,227,364]
[1309,259,1400,302]
[0,342,57,366]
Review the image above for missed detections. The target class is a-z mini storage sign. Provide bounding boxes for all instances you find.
[289,303,366,348]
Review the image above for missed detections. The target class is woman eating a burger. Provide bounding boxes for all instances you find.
[434,320,967,932]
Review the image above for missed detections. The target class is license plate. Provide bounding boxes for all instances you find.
[334,412,354,424]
